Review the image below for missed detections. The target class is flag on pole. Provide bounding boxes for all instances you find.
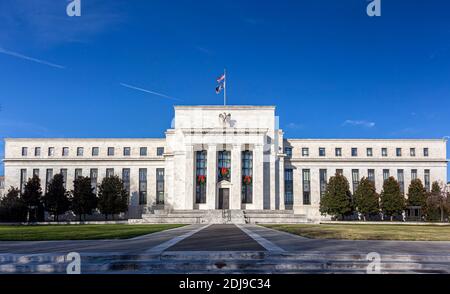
[215,83,224,94]
[217,74,225,83]
[216,69,227,105]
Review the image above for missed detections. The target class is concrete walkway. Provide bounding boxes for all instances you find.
[0,225,205,254]
[245,225,450,255]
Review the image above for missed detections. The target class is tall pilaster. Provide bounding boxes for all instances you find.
[184,144,194,210]
[206,145,217,209]
[279,156,285,210]
[231,144,242,209]
[269,151,276,210]
[253,144,264,210]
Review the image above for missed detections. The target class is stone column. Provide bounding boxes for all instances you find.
[184,145,194,210]
[231,144,242,210]
[279,156,285,210]
[253,144,264,210]
[206,145,217,210]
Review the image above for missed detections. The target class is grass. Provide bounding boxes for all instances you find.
[0,224,186,241]
[264,224,450,241]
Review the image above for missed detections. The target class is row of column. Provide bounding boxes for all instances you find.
[184,144,267,210]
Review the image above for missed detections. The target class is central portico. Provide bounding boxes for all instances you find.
[163,105,285,212]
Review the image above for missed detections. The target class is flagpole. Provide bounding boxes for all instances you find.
[224,68,227,106]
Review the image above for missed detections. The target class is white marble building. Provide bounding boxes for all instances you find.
[2,105,448,222]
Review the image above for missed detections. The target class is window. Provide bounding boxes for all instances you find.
[319,169,327,199]
[411,169,418,181]
[352,169,360,192]
[218,151,231,182]
[335,148,342,157]
[34,147,41,156]
[424,170,430,192]
[303,169,311,205]
[368,169,375,184]
[242,151,253,204]
[106,168,114,178]
[90,169,98,194]
[123,147,131,156]
[33,169,39,178]
[140,147,147,156]
[139,168,147,205]
[398,169,405,194]
[302,148,309,157]
[367,148,373,157]
[196,151,207,204]
[156,168,165,204]
[396,148,402,157]
[22,147,28,156]
[77,147,84,156]
[284,147,292,158]
[157,147,165,156]
[336,169,343,176]
[45,169,53,194]
[410,148,416,157]
[351,148,358,157]
[285,169,293,206]
[122,168,130,194]
[48,147,55,156]
[75,169,82,179]
[92,147,99,156]
[424,148,429,157]
[20,169,27,193]
[382,148,388,157]
[62,147,69,157]
[319,148,326,157]
[383,169,390,182]
[107,147,115,156]
[60,169,67,188]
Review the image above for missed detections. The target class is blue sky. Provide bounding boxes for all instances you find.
[1,0,450,176]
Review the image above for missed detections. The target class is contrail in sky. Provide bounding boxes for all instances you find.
[0,47,65,69]
[120,83,182,102]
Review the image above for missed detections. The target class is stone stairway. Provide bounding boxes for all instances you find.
[131,210,309,224]
[1,252,449,274]
[243,210,309,224]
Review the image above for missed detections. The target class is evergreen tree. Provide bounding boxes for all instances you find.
[70,177,97,221]
[0,187,27,222]
[354,177,380,221]
[319,173,353,220]
[21,175,43,222]
[380,177,405,221]
[97,176,128,220]
[407,179,427,207]
[426,182,446,222]
[43,174,70,221]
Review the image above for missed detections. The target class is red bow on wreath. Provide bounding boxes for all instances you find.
[197,175,206,185]
[243,175,252,185]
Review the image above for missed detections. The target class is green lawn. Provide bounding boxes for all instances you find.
[264,224,450,241]
[0,224,186,241]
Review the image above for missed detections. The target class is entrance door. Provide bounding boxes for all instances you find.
[218,188,230,209]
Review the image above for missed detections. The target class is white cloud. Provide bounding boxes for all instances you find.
[342,120,376,128]
[286,122,304,129]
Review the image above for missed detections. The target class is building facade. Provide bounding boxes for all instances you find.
[2,106,448,222]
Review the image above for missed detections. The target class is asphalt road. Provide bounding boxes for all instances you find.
[168,224,265,251]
